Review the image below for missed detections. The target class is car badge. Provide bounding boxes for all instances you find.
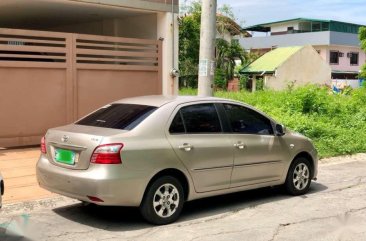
[61,135,69,143]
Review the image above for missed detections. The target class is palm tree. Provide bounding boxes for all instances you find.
[215,38,245,83]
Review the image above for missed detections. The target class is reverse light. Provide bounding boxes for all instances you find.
[91,143,123,164]
[41,136,47,154]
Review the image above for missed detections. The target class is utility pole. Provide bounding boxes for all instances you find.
[198,0,217,96]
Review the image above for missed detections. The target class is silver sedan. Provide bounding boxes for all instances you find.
[37,95,318,224]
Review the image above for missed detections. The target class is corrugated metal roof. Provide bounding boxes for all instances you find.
[243,18,330,29]
[242,18,365,32]
[240,46,303,74]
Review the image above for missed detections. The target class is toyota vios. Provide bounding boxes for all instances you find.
[37,95,318,224]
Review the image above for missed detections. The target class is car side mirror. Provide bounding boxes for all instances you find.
[275,124,285,136]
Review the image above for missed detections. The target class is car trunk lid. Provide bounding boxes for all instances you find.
[45,124,126,170]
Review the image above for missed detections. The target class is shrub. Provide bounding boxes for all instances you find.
[214,68,227,90]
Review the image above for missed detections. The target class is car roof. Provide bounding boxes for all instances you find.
[113,95,230,107]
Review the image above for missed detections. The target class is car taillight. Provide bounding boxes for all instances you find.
[91,143,123,164]
[41,136,47,154]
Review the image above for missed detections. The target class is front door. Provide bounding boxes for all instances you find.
[222,103,285,187]
[167,103,233,192]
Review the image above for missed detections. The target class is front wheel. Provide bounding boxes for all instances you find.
[285,157,312,195]
[140,176,184,225]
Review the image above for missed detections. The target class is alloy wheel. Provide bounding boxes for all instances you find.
[153,184,180,218]
[292,163,310,191]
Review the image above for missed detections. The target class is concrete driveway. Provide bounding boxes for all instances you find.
[0,154,366,241]
[0,148,55,203]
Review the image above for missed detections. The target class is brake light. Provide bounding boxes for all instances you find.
[91,143,123,164]
[41,136,47,154]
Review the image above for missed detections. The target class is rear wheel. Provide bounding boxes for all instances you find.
[140,176,184,225]
[285,157,312,195]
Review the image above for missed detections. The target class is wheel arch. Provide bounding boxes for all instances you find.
[143,168,190,202]
[293,151,315,177]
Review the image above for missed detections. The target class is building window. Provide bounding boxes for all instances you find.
[312,22,321,32]
[349,52,359,65]
[329,51,339,64]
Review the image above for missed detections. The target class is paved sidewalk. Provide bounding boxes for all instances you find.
[0,148,56,204]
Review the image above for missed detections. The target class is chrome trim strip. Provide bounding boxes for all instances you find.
[192,165,233,172]
[49,142,87,151]
[234,160,282,167]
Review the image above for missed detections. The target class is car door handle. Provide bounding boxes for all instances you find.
[234,143,246,149]
[178,143,193,152]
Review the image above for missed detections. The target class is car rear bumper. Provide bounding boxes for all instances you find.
[36,154,148,206]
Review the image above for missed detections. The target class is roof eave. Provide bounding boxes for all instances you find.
[239,70,275,75]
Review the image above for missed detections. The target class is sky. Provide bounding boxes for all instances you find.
[181,0,366,28]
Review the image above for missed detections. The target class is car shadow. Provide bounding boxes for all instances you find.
[52,182,328,231]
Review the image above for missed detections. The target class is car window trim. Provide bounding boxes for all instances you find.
[215,103,232,133]
[168,110,187,135]
[168,102,224,135]
[220,102,275,136]
[183,103,223,134]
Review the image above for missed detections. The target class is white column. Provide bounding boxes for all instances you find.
[197,0,217,96]
[157,12,179,96]
[252,75,257,92]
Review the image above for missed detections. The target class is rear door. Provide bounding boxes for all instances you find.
[167,103,234,192]
[221,103,286,187]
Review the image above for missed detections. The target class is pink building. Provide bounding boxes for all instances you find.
[239,18,366,87]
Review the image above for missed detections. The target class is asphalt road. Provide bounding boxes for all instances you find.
[1,155,366,241]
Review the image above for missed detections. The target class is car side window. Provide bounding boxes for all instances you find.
[180,104,222,134]
[223,104,274,135]
[169,111,185,134]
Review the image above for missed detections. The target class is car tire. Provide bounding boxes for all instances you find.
[285,157,312,195]
[140,176,184,225]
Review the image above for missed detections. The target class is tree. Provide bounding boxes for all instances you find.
[216,38,245,81]
[179,1,249,89]
[359,26,366,79]
[178,1,201,87]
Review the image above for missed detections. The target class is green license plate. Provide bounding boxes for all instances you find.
[55,149,76,165]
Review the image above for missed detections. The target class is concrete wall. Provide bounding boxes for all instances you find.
[271,22,300,33]
[330,31,362,46]
[115,14,157,39]
[157,12,179,95]
[316,45,366,73]
[48,11,178,95]
[217,30,232,42]
[240,31,331,49]
[265,46,331,90]
[48,14,157,39]
[240,31,361,50]
[48,19,117,36]
[69,0,179,13]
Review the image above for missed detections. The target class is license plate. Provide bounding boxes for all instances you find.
[55,149,76,165]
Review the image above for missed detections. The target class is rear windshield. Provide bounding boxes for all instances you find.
[76,104,157,130]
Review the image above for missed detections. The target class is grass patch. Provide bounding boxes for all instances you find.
[180,86,366,158]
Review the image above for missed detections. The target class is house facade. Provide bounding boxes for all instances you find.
[240,46,331,91]
[239,18,366,88]
[0,0,179,147]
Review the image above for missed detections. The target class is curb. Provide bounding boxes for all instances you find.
[0,196,78,216]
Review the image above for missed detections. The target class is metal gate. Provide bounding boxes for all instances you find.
[0,28,162,147]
